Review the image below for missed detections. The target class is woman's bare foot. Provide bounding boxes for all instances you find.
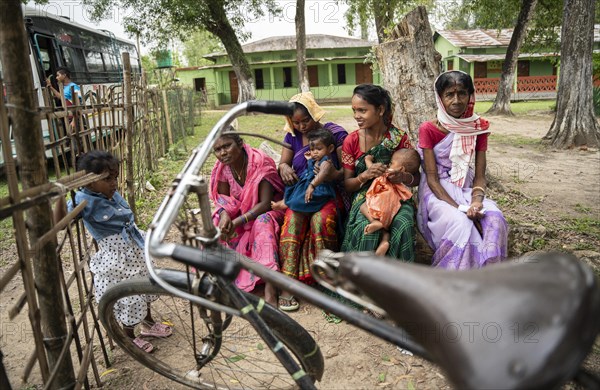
[364,220,384,234]
[375,230,390,256]
[264,283,278,307]
[271,200,288,211]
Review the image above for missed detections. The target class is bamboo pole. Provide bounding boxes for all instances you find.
[0,1,75,387]
[162,89,174,145]
[122,52,136,217]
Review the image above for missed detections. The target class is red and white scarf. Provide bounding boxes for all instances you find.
[435,71,490,187]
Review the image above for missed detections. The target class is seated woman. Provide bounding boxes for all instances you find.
[417,70,508,269]
[210,132,285,306]
[277,91,348,312]
[341,84,419,261]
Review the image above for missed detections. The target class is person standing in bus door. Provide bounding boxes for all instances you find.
[46,66,81,128]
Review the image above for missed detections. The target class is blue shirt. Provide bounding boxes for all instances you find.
[67,188,144,248]
[63,81,81,104]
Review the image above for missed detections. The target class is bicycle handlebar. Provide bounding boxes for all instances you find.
[246,100,295,116]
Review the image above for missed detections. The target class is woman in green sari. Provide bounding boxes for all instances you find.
[340,84,419,260]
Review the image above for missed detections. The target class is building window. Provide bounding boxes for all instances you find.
[283,67,292,88]
[337,64,346,84]
[194,77,206,92]
[447,60,454,71]
[255,69,264,90]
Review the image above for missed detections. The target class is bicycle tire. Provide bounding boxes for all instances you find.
[99,276,324,389]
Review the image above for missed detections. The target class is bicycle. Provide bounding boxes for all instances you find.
[98,101,600,389]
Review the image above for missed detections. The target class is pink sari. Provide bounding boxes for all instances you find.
[210,144,285,292]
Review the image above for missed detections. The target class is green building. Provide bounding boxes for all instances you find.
[434,26,600,100]
[176,34,379,107]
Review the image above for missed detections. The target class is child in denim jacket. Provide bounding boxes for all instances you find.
[55,151,171,352]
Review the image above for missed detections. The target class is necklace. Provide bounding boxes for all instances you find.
[230,153,247,182]
[363,128,385,152]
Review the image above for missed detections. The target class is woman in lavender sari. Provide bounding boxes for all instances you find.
[417,71,508,269]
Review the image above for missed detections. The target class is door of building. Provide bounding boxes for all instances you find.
[228,71,239,103]
[308,66,319,87]
[355,63,373,84]
[474,62,487,79]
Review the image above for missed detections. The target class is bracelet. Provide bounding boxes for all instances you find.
[472,186,486,195]
[241,213,249,224]
[357,174,365,185]
[309,181,316,188]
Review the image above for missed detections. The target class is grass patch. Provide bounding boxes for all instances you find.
[563,216,600,240]
[476,100,555,115]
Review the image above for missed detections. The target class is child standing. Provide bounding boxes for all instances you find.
[360,148,421,256]
[55,151,171,353]
[272,129,337,213]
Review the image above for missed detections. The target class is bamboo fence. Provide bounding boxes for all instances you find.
[0,52,200,389]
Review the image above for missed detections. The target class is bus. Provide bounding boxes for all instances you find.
[0,6,142,168]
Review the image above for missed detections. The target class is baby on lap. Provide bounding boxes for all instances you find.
[360,148,421,256]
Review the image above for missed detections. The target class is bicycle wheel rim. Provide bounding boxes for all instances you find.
[99,277,322,389]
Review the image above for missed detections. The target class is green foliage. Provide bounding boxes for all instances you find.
[594,87,600,116]
[82,0,281,46]
[181,30,223,67]
[343,0,435,42]
[442,0,562,54]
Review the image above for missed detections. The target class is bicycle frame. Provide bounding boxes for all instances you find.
[144,101,431,359]
[142,101,600,389]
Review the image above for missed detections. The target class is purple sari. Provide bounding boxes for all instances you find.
[417,132,508,269]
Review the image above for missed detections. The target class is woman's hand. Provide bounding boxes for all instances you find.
[45,78,52,88]
[218,211,233,239]
[467,200,484,220]
[363,162,387,181]
[279,163,298,185]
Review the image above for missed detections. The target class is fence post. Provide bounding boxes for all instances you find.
[122,52,136,217]
[162,89,174,146]
[0,1,75,387]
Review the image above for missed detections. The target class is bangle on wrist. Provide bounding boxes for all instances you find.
[357,174,365,185]
[472,186,486,195]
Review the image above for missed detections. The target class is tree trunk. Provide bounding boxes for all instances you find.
[487,0,538,116]
[543,0,600,147]
[0,0,76,388]
[373,0,392,43]
[207,4,255,102]
[375,6,441,144]
[296,0,310,92]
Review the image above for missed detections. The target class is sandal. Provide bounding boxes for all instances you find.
[278,295,299,312]
[322,310,342,324]
[140,322,173,338]
[133,337,154,353]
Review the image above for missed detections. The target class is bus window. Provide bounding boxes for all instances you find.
[85,50,104,73]
[40,50,51,73]
[61,45,76,69]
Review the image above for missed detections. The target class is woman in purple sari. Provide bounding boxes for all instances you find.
[276,92,348,311]
[417,71,508,269]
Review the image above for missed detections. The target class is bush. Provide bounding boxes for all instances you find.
[594,86,600,116]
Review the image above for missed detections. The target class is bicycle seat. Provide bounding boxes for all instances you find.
[338,252,600,389]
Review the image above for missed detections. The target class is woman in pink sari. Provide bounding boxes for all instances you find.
[417,71,508,269]
[210,132,285,306]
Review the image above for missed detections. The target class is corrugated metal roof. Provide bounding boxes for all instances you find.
[437,25,600,48]
[437,29,513,47]
[457,52,558,62]
[205,34,375,59]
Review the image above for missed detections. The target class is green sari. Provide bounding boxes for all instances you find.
[340,127,416,262]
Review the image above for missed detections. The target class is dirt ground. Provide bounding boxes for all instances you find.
[1,111,599,389]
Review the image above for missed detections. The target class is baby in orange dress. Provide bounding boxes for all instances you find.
[360,148,421,256]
